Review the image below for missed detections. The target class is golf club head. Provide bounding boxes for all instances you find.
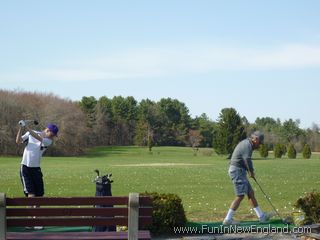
[93,169,113,184]
[282,216,293,224]
[24,120,39,125]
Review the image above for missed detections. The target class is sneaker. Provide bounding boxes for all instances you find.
[33,226,44,230]
[223,218,240,225]
[259,212,276,223]
[25,226,33,230]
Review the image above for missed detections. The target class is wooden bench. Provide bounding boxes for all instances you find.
[0,192,152,240]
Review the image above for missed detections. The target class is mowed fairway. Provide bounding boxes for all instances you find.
[1,146,320,222]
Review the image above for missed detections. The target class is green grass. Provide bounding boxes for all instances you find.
[1,146,320,222]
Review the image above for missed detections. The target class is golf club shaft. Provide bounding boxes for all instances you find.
[253,178,282,219]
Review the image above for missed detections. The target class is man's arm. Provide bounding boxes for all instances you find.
[243,157,255,179]
[16,127,23,144]
[25,126,43,142]
[242,143,255,178]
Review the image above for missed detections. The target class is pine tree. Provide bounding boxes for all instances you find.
[287,143,297,159]
[302,144,312,159]
[212,108,246,156]
[259,144,268,158]
[274,143,285,158]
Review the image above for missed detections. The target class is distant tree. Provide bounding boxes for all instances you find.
[157,98,191,146]
[212,108,246,156]
[135,99,159,146]
[302,144,312,159]
[111,96,138,145]
[280,119,304,143]
[148,131,154,152]
[79,96,97,127]
[94,96,114,145]
[255,117,278,131]
[0,90,88,156]
[274,143,286,158]
[111,96,137,121]
[192,113,215,147]
[254,117,283,150]
[287,143,297,159]
[259,144,268,158]
[306,125,320,152]
[188,129,203,148]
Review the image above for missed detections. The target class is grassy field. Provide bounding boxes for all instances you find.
[1,146,320,222]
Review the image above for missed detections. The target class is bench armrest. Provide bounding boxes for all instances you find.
[0,193,6,240]
[128,193,139,240]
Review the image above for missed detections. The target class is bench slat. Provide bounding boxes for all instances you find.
[7,231,151,240]
[7,216,152,227]
[7,207,153,217]
[6,196,152,206]
[6,197,129,206]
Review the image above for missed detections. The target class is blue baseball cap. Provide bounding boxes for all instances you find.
[47,124,59,136]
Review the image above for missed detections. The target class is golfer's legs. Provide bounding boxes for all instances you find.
[248,189,258,208]
[230,195,244,210]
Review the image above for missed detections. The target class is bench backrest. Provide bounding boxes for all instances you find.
[5,194,152,228]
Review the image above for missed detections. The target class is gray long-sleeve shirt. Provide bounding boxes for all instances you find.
[230,138,254,172]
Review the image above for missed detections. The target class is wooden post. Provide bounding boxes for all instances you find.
[0,193,6,240]
[128,193,139,240]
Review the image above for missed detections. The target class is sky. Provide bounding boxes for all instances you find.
[1,0,320,128]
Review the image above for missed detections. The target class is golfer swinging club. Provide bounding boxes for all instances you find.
[223,131,274,225]
[16,120,58,200]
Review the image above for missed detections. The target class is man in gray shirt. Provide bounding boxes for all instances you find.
[223,131,273,225]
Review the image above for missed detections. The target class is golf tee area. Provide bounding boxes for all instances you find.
[1,146,319,223]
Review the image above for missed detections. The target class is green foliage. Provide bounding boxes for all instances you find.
[79,96,97,114]
[302,144,312,159]
[134,121,148,146]
[192,113,215,147]
[1,89,319,156]
[281,119,304,143]
[188,129,202,148]
[274,143,286,158]
[212,108,246,155]
[259,144,268,158]
[79,96,97,127]
[94,96,114,145]
[295,191,320,224]
[148,134,154,152]
[142,192,187,235]
[287,143,297,159]
[112,96,137,121]
[255,117,278,130]
[156,98,191,146]
[135,99,159,146]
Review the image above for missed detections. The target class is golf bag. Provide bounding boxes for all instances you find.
[92,170,116,232]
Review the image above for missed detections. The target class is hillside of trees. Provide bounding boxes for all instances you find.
[1,90,319,156]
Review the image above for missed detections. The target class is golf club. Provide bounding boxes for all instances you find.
[253,177,290,224]
[18,119,39,126]
[25,120,39,125]
[93,169,113,185]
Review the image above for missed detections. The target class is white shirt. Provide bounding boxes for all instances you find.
[21,131,52,167]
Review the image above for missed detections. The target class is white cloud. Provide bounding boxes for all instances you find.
[2,44,320,82]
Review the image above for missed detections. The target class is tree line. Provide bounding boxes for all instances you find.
[0,90,319,156]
